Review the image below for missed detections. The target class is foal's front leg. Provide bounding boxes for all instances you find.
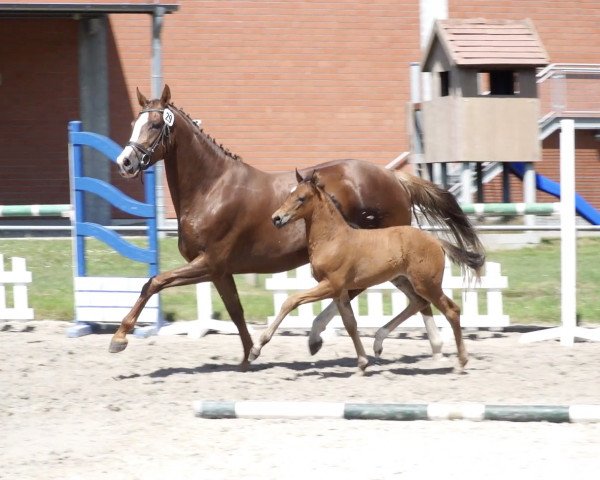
[109,255,211,353]
[308,288,363,355]
[249,280,335,362]
[335,292,368,375]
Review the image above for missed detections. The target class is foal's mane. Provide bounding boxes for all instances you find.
[302,177,360,229]
[168,103,242,162]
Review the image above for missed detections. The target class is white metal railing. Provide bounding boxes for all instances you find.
[265,261,508,337]
[0,254,34,321]
[537,63,600,127]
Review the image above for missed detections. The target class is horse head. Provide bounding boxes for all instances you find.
[272,169,322,228]
[116,84,174,178]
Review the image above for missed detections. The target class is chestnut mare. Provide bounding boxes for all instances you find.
[110,84,484,368]
[253,171,485,373]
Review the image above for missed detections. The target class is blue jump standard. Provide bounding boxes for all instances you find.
[193,401,600,423]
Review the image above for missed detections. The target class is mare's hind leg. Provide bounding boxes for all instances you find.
[390,276,443,359]
[109,255,211,354]
[250,280,335,362]
[212,275,254,369]
[335,292,368,375]
[308,288,363,355]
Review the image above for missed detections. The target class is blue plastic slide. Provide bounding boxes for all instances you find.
[508,163,600,225]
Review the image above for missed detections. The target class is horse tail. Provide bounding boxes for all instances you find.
[395,171,486,262]
[440,239,485,280]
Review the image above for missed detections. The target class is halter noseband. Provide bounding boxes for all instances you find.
[127,108,171,170]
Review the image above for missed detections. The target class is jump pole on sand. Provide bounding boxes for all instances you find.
[193,401,600,423]
[520,119,600,345]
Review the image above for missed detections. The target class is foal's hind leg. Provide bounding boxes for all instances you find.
[390,277,443,359]
[373,293,427,358]
[429,293,468,370]
[109,255,212,353]
[308,288,363,355]
[335,292,368,375]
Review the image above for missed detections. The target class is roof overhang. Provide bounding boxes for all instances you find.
[0,3,179,18]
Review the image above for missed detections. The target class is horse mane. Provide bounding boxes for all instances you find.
[168,103,242,162]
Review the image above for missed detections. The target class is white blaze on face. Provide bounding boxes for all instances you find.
[117,112,150,172]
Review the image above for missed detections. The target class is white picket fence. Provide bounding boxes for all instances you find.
[265,260,509,336]
[0,254,34,321]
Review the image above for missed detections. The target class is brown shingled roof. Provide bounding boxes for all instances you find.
[422,18,549,69]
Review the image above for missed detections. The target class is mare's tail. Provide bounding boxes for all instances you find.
[395,171,486,263]
[440,239,485,280]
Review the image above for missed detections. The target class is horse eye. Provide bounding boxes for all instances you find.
[298,196,305,203]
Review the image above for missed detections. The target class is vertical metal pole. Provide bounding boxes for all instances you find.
[560,119,576,346]
[419,0,447,102]
[460,163,472,204]
[440,163,448,189]
[475,163,484,202]
[69,121,86,277]
[410,62,421,104]
[151,7,166,235]
[78,15,110,225]
[523,162,537,226]
[502,163,511,203]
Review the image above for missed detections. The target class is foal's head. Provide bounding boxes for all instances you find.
[116,84,174,178]
[272,170,323,228]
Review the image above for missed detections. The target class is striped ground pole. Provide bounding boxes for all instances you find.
[460,203,561,216]
[193,401,600,423]
[0,204,71,217]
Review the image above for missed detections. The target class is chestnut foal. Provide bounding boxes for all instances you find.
[249,171,485,374]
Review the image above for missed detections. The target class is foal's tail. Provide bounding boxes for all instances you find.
[440,239,486,280]
[395,171,486,263]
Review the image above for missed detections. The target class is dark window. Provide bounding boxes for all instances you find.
[478,70,519,95]
[439,71,450,97]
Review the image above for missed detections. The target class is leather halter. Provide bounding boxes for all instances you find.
[127,108,171,170]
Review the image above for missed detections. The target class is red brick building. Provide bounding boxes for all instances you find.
[1,0,599,221]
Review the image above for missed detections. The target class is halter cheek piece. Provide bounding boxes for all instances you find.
[127,108,171,170]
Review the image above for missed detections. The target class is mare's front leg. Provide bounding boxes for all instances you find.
[109,255,211,353]
[212,275,254,369]
[308,288,363,355]
[335,292,368,375]
[250,280,335,362]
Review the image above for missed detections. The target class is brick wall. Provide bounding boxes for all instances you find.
[107,0,421,218]
[0,18,79,205]
[2,1,599,216]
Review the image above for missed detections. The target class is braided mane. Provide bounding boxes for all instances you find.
[169,103,242,162]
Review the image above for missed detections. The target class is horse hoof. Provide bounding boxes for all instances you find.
[248,347,260,362]
[373,338,383,358]
[238,361,250,372]
[108,338,128,353]
[308,337,323,355]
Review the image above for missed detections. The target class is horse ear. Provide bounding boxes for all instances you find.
[136,87,148,107]
[160,84,171,106]
[295,169,303,183]
[309,170,318,185]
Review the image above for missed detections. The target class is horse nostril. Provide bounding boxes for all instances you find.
[123,158,131,167]
[272,215,281,227]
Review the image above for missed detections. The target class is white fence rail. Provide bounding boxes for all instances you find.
[266,260,508,335]
[0,254,34,321]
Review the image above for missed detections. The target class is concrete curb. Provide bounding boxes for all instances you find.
[193,401,600,423]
